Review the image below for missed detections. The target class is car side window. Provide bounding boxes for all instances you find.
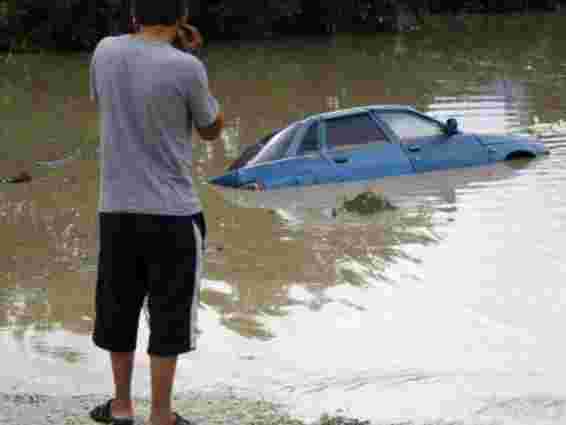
[376,112,444,143]
[325,114,388,151]
[297,123,319,156]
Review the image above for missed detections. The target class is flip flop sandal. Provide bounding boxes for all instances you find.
[89,399,134,424]
[173,413,196,425]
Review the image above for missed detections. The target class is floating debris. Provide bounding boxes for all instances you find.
[527,116,566,137]
[0,171,32,184]
[340,191,397,216]
[318,414,372,425]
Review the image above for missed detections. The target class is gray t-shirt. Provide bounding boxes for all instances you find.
[90,34,219,215]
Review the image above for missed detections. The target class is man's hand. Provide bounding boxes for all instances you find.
[197,112,225,141]
[172,23,203,52]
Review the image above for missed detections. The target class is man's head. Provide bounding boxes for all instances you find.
[134,0,188,27]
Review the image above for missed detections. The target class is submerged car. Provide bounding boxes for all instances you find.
[210,105,549,190]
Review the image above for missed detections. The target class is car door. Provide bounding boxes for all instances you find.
[373,110,490,173]
[282,121,341,186]
[319,112,414,183]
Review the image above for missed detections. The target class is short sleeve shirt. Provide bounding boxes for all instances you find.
[90,35,220,215]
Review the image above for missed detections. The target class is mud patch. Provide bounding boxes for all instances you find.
[0,392,478,425]
[1,392,352,425]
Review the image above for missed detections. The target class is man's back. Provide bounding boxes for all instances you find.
[89,6,223,425]
[90,34,219,215]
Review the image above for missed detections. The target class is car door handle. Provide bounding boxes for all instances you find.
[333,157,349,164]
[407,145,421,152]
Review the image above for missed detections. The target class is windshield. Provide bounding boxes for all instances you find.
[229,123,299,170]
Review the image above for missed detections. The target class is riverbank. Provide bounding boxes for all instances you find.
[0,391,376,425]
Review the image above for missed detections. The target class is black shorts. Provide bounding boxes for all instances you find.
[93,212,206,356]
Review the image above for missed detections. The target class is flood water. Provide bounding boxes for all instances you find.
[2,14,566,424]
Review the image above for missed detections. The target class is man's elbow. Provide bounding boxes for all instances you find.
[197,113,225,141]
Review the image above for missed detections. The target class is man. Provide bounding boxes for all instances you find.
[88,1,224,424]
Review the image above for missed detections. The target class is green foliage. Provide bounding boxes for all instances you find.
[0,0,118,51]
[1,0,566,50]
[207,0,302,37]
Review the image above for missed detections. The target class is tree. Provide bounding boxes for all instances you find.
[2,0,566,51]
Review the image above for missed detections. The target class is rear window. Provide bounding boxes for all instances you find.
[247,123,299,166]
[228,130,278,171]
[297,123,319,155]
[228,124,299,170]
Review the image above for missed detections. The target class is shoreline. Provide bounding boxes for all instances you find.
[0,392,373,425]
[2,390,526,425]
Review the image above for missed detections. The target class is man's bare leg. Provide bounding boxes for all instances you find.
[110,352,136,417]
[149,355,178,425]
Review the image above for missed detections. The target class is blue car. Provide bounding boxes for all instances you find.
[210,105,549,190]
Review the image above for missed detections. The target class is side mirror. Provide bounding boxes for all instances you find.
[445,118,459,136]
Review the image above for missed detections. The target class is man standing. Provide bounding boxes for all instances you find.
[88,1,224,424]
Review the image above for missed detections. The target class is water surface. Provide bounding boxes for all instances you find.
[2,14,566,424]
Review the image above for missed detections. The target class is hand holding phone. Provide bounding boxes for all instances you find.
[172,23,203,52]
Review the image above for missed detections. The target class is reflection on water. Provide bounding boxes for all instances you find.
[0,285,90,363]
[204,185,441,339]
[0,287,51,334]
[2,13,566,423]
[0,161,97,284]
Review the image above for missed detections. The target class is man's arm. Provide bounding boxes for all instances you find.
[182,35,223,140]
[89,55,98,106]
[197,111,224,141]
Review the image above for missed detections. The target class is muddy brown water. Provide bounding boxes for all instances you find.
[2,14,566,424]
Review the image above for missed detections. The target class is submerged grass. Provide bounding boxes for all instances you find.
[61,395,304,425]
[59,394,495,425]
[58,393,377,425]
[9,388,550,425]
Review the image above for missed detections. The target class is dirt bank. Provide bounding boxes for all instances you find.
[0,392,374,425]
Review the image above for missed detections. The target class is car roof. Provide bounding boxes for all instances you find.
[298,104,418,124]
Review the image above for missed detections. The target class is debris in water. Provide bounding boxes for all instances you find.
[0,171,32,184]
[340,191,396,216]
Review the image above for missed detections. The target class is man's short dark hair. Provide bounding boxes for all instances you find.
[134,0,188,26]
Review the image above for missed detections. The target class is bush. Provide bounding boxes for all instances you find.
[2,0,566,51]
[0,0,118,51]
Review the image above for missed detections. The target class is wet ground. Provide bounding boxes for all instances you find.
[2,14,566,425]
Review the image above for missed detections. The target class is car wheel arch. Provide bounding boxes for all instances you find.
[505,150,536,161]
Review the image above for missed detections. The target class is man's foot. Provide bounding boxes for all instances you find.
[148,412,195,425]
[90,399,135,424]
[172,413,196,425]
